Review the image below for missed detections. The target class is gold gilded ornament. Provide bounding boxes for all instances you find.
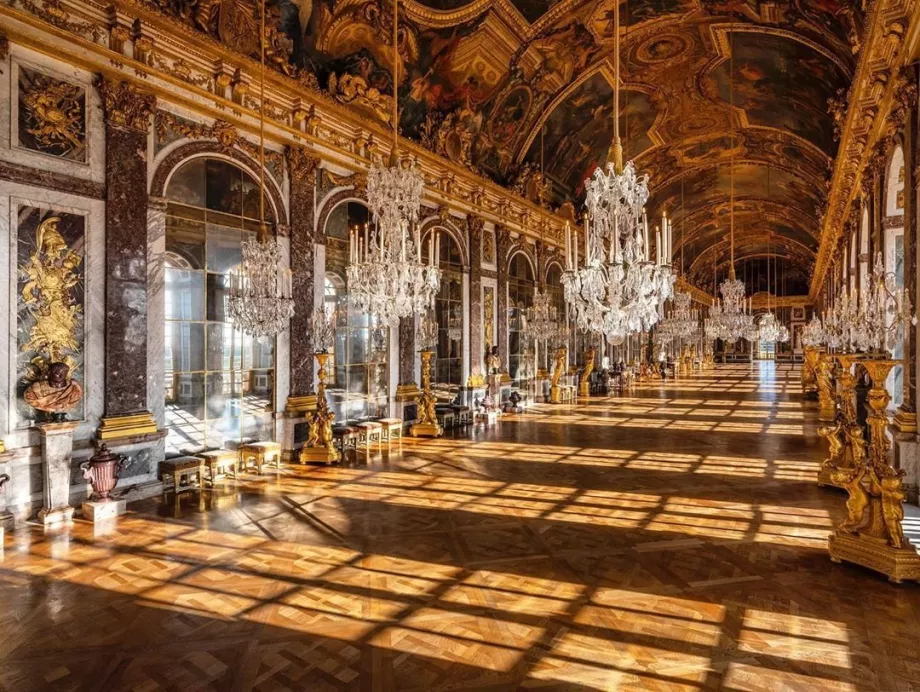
[579,346,595,397]
[411,350,442,438]
[20,71,84,156]
[20,216,82,381]
[550,345,567,404]
[299,353,339,464]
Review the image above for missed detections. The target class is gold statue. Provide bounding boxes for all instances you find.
[549,345,567,404]
[23,362,83,422]
[815,354,836,422]
[299,352,339,464]
[20,216,83,380]
[831,425,869,534]
[817,419,844,473]
[411,350,442,437]
[579,347,595,397]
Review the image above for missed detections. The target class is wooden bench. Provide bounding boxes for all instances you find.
[332,425,359,457]
[353,421,383,455]
[451,406,472,427]
[159,456,204,494]
[435,406,456,430]
[198,449,239,485]
[239,441,282,473]
[378,418,403,447]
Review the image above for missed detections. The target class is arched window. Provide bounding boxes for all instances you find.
[884,146,905,407]
[427,230,464,387]
[324,201,390,421]
[508,252,535,385]
[163,157,276,455]
[542,263,566,372]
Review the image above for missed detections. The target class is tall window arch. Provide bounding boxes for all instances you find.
[884,146,906,407]
[541,262,566,372]
[508,252,535,385]
[324,200,390,420]
[425,229,464,387]
[163,157,276,455]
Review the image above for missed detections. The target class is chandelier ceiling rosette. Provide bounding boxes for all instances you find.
[228,0,293,340]
[348,0,441,326]
[562,0,673,342]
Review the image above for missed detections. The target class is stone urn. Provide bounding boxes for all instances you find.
[80,444,127,501]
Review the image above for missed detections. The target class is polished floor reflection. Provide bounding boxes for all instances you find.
[3,364,920,691]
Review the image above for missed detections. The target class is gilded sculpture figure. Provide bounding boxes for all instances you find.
[300,352,339,464]
[815,353,836,422]
[579,347,595,397]
[20,216,83,384]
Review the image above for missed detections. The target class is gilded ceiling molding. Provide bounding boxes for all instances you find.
[0,0,572,246]
[287,148,321,186]
[810,0,918,300]
[750,294,811,310]
[675,276,714,307]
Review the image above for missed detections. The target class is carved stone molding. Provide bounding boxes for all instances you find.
[96,78,156,132]
[287,147,321,185]
[0,160,104,198]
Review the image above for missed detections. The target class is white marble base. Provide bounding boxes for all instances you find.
[37,505,74,526]
[894,434,919,505]
[82,499,126,522]
[37,421,78,525]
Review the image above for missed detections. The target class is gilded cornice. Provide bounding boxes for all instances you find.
[675,276,713,307]
[0,0,573,246]
[810,0,918,301]
[750,294,811,310]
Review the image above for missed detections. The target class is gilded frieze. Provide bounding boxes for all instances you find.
[16,209,85,424]
[17,67,86,162]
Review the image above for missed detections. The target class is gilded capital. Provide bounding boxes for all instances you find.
[96,78,156,132]
[286,147,320,185]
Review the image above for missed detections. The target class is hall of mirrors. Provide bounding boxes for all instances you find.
[3,0,920,689]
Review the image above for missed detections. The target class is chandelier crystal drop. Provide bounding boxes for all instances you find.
[802,315,826,347]
[349,0,441,326]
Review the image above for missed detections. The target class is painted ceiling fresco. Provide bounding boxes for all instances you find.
[151,0,864,288]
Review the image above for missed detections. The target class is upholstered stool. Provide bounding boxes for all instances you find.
[332,425,359,456]
[378,418,403,447]
[198,449,239,484]
[450,405,471,427]
[354,421,383,454]
[239,441,282,473]
[159,456,205,493]
[435,406,455,430]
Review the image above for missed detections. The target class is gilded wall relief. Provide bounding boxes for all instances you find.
[483,285,495,348]
[17,67,86,162]
[482,227,495,264]
[16,207,85,424]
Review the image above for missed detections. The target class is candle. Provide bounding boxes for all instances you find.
[655,227,661,266]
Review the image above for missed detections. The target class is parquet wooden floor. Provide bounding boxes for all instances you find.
[3,364,920,691]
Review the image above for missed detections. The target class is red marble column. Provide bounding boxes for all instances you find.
[97,78,158,438]
[287,148,320,403]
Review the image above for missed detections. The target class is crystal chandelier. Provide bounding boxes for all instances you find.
[446,305,462,343]
[562,1,673,341]
[524,284,567,347]
[660,291,698,340]
[228,1,293,339]
[707,19,752,345]
[757,244,789,344]
[348,0,441,326]
[848,252,914,354]
[419,311,438,350]
[802,315,826,347]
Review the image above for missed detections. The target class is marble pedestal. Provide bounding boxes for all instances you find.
[36,421,78,526]
[82,499,126,522]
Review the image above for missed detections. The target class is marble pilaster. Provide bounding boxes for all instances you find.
[287,149,320,402]
[468,217,484,379]
[97,78,158,439]
[37,421,78,525]
[146,196,167,430]
[398,316,417,386]
[496,226,512,373]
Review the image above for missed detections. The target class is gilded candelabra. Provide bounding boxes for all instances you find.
[299,352,340,464]
[579,347,596,398]
[817,353,861,489]
[802,346,821,399]
[411,350,442,437]
[828,358,920,583]
[550,345,567,404]
[815,351,836,423]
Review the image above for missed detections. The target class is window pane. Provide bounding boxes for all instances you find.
[206,272,231,322]
[166,322,204,373]
[166,215,205,270]
[165,268,204,320]
[166,158,206,208]
[206,323,240,371]
[206,159,242,215]
[206,223,242,274]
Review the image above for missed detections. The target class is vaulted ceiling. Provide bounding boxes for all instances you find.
[163,0,864,294]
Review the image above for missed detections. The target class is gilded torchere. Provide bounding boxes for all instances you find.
[550,345,567,404]
[828,358,920,583]
[815,351,836,422]
[802,346,821,398]
[817,353,860,489]
[411,350,442,438]
[299,352,339,464]
[579,347,595,398]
